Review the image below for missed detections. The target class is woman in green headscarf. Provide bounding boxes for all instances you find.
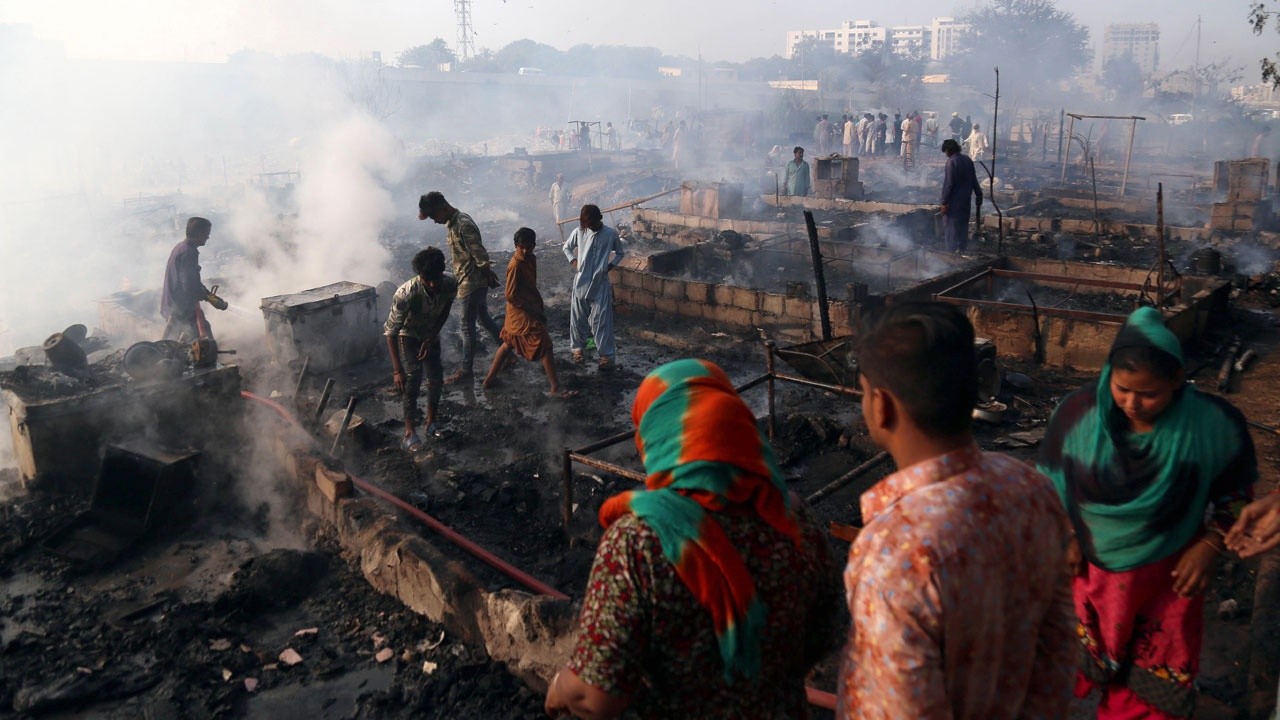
[1038,307,1256,719]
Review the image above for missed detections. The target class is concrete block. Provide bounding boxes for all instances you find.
[785,297,814,320]
[760,293,785,316]
[684,281,711,304]
[640,272,662,294]
[479,590,579,688]
[662,279,686,300]
[732,287,760,311]
[337,497,399,549]
[713,285,735,306]
[677,300,706,319]
[315,463,353,503]
[616,255,647,272]
[707,304,754,326]
[631,290,657,310]
[655,297,680,315]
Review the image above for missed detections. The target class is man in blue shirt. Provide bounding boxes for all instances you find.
[939,139,983,253]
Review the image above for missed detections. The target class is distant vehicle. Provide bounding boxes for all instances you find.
[517,67,545,76]
[1168,113,1194,125]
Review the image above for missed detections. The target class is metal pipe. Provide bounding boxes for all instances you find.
[292,355,310,405]
[1121,117,1137,196]
[805,451,890,504]
[765,341,777,440]
[313,378,335,425]
[803,210,833,340]
[1060,115,1075,184]
[573,428,636,455]
[770,371,861,397]
[1156,183,1165,307]
[568,453,647,483]
[562,449,574,530]
[556,185,684,227]
[330,395,358,457]
[933,296,1128,325]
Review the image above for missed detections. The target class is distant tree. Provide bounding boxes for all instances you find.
[397,38,455,69]
[736,55,791,82]
[851,43,925,107]
[492,39,562,73]
[1101,54,1145,100]
[951,0,1089,95]
[1251,3,1280,85]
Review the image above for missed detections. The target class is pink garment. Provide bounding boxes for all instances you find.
[839,445,1075,720]
[1073,552,1203,719]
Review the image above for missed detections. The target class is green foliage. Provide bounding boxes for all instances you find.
[397,39,455,69]
[1249,2,1280,86]
[1101,54,1144,98]
[951,0,1090,94]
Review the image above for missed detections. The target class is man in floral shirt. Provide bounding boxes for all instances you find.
[839,302,1075,719]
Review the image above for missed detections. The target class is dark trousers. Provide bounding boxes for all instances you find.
[944,207,971,252]
[400,335,442,423]
[459,289,501,370]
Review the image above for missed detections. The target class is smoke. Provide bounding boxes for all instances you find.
[215,114,407,351]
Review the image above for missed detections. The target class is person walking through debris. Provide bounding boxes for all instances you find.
[840,301,1074,719]
[384,247,457,451]
[949,111,964,142]
[900,113,916,164]
[843,114,855,156]
[549,174,567,225]
[160,216,226,341]
[939,138,983,253]
[563,204,624,371]
[783,146,811,197]
[605,121,620,150]
[967,123,990,162]
[482,228,575,398]
[671,121,687,170]
[419,191,502,385]
[543,359,838,720]
[1037,306,1258,720]
[924,111,940,147]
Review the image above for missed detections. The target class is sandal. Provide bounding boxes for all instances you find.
[548,389,579,399]
[400,432,424,452]
[598,357,616,372]
[571,349,585,364]
[445,369,473,385]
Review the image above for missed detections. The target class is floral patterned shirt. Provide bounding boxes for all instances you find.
[567,504,839,719]
[839,445,1075,720]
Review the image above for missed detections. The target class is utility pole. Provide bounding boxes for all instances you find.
[455,0,474,61]
[1193,14,1201,117]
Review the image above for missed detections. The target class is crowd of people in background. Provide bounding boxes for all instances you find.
[307,103,1280,720]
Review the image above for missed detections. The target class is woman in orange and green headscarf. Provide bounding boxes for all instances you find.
[544,359,838,720]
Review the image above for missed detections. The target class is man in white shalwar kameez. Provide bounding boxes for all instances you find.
[562,204,625,371]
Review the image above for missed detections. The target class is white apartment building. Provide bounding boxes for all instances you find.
[930,17,968,61]
[785,17,969,60]
[1102,23,1160,76]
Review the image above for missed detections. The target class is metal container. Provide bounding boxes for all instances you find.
[261,282,381,373]
[42,442,200,566]
[1190,247,1222,275]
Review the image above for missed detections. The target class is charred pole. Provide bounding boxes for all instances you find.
[803,210,832,341]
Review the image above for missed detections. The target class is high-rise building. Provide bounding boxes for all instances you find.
[1102,23,1160,76]
[785,18,968,60]
[930,17,969,61]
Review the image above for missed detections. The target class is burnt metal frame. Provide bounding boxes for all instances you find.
[559,341,862,529]
[1058,113,1145,196]
[932,267,1163,324]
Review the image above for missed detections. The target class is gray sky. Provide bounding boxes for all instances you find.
[1,0,1275,78]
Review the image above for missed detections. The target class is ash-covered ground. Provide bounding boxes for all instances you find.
[3,147,1280,719]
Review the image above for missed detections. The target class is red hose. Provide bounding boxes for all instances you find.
[240,390,568,600]
[242,391,837,707]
